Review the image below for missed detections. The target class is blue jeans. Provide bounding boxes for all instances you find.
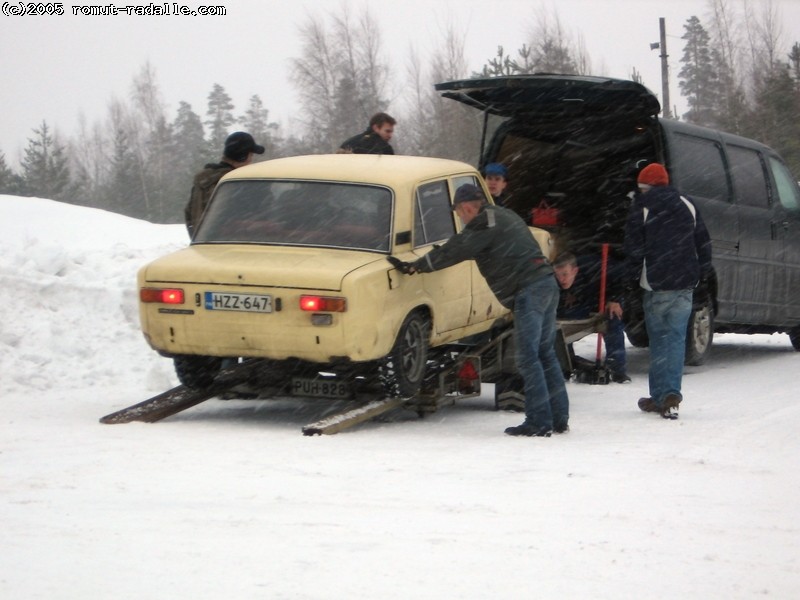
[643,289,693,406]
[513,276,570,430]
[605,315,627,375]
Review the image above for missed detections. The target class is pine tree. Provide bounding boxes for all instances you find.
[789,42,800,88]
[0,151,19,195]
[678,16,719,127]
[205,83,236,154]
[171,101,207,220]
[239,94,280,159]
[20,121,71,201]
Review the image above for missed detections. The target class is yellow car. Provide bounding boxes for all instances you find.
[138,154,551,397]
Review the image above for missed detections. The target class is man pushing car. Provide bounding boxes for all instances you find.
[388,183,570,437]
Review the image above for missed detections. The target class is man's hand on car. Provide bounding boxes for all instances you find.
[387,256,417,274]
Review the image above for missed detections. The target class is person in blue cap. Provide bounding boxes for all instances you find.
[483,162,510,207]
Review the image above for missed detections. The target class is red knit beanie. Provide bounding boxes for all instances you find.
[638,163,669,187]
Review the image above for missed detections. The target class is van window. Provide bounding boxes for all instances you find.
[768,156,800,212]
[670,133,730,202]
[727,145,770,208]
[414,180,455,247]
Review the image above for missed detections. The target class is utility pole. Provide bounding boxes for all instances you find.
[659,17,671,119]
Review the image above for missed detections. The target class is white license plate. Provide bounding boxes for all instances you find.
[204,291,273,313]
[291,377,352,399]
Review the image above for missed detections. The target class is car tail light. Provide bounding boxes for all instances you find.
[299,295,347,312]
[140,288,185,304]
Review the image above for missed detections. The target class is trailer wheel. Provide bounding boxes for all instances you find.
[174,355,223,389]
[379,312,430,398]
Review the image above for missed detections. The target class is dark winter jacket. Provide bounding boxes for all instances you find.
[339,129,394,155]
[184,160,235,236]
[623,185,713,291]
[412,204,552,309]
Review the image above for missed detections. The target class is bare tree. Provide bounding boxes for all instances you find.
[290,3,391,153]
[402,23,481,163]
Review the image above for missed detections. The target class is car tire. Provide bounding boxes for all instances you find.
[174,354,223,389]
[379,312,430,398]
[789,325,800,351]
[685,302,714,366]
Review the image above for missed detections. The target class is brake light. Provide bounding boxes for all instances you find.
[299,295,347,312]
[140,288,185,304]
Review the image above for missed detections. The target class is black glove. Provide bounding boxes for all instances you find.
[387,256,416,274]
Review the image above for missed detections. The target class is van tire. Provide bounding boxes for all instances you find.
[379,312,430,398]
[685,303,714,366]
[789,325,800,351]
[625,319,649,348]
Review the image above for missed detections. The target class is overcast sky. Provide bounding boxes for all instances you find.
[2,0,800,164]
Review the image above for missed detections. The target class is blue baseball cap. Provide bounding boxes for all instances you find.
[484,163,508,178]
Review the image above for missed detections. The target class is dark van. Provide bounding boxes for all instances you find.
[436,74,800,363]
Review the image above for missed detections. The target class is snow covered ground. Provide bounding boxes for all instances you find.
[2,194,798,599]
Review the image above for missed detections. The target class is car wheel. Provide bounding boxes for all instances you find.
[379,312,430,398]
[685,302,714,366]
[174,354,223,389]
[789,325,800,351]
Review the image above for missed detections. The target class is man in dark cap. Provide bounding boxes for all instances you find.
[389,183,569,437]
[184,131,265,236]
[339,112,396,155]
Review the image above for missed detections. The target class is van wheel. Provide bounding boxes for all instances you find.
[789,326,800,351]
[174,355,223,389]
[685,303,714,366]
[625,319,649,347]
[379,312,430,398]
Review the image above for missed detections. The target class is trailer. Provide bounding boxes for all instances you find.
[100,316,604,434]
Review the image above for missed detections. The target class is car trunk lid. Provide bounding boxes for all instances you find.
[141,244,383,291]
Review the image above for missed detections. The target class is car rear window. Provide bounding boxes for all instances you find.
[194,180,393,252]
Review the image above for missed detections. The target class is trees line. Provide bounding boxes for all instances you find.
[1,1,798,223]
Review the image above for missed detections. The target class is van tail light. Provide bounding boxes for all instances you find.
[140,288,185,304]
[299,295,347,312]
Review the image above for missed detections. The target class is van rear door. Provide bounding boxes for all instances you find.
[435,75,661,121]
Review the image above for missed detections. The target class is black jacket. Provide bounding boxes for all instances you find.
[339,129,394,155]
[623,185,713,291]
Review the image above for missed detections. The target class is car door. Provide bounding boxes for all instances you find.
[446,174,507,327]
[412,179,472,333]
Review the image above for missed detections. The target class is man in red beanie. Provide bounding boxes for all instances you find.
[623,162,712,418]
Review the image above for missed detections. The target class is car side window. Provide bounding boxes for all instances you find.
[414,180,456,247]
[727,145,770,208]
[768,156,800,212]
[670,133,731,202]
